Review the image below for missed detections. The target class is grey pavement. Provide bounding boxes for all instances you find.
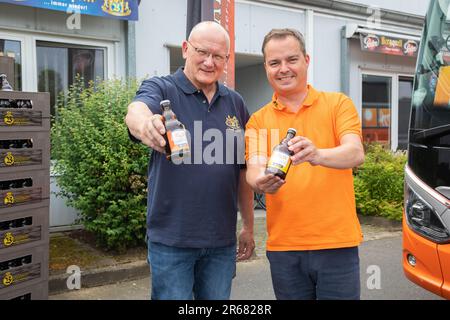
[49,234,443,300]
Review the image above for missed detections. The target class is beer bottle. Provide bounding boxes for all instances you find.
[0,140,8,149]
[23,139,33,149]
[8,258,22,269]
[22,178,32,188]
[0,99,8,108]
[265,128,297,180]
[11,218,23,229]
[9,179,23,189]
[0,181,9,190]
[21,255,32,265]
[160,100,190,162]
[0,221,10,231]
[23,217,32,226]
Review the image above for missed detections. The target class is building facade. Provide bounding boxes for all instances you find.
[135,0,429,151]
[0,0,138,229]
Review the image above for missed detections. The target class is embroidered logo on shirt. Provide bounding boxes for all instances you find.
[225,115,241,130]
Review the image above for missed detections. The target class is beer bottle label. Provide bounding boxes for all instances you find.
[168,129,189,152]
[267,151,291,173]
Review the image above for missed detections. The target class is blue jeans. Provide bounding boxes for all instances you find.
[266,247,360,300]
[147,241,236,300]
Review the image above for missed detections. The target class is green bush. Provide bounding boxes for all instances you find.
[354,143,407,221]
[51,79,149,251]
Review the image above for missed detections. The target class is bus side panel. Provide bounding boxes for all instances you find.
[403,217,443,297]
[438,244,450,299]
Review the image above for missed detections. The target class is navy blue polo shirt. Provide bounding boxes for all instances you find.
[132,68,250,248]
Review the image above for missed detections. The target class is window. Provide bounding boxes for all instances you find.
[362,74,392,145]
[36,42,105,118]
[398,76,414,150]
[0,39,22,91]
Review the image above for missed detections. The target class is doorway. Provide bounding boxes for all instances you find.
[361,72,414,150]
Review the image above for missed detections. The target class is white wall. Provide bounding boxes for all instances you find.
[344,0,430,16]
[235,2,305,54]
[236,63,272,114]
[313,16,343,92]
[135,0,187,79]
[233,1,306,113]
[50,177,81,229]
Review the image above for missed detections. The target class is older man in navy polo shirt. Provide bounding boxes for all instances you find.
[125,21,255,300]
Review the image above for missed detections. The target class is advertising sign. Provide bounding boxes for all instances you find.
[0,0,139,21]
[360,33,419,57]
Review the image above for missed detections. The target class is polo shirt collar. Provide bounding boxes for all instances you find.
[173,67,228,96]
[271,85,319,111]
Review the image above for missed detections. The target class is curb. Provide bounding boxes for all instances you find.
[49,260,149,295]
[357,214,402,231]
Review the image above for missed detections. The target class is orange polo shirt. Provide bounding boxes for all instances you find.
[245,85,363,251]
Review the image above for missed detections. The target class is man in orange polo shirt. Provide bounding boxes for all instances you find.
[246,28,365,300]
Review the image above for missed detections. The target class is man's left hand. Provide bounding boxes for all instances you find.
[237,228,255,261]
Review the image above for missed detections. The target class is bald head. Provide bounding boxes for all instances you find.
[188,21,230,52]
[182,21,230,91]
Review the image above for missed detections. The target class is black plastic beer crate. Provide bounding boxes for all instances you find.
[0,206,49,252]
[0,169,50,215]
[0,279,48,300]
[0,91,50,132]
[0,245,48,296]
[0,131,50,173]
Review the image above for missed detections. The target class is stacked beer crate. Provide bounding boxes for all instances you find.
[0,91,50,300]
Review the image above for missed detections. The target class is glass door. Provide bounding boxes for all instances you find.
[361,74,392,146]
[36,41,105,119]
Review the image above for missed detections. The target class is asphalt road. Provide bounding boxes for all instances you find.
[50,234,443,300]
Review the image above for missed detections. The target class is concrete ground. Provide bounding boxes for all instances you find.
[49,234,442,300]
[48,211,441,300]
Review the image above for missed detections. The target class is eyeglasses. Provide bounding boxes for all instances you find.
[187,41,229,64]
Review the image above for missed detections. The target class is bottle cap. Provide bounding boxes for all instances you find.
[160,100,171,109]
[287,128,297,135]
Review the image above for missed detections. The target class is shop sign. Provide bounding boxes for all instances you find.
[360,33,419,57]
[0,0,139,21]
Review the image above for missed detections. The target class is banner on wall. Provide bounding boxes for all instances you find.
[360,32,419,57]
[0,0,139,21]
[214,0,235,89]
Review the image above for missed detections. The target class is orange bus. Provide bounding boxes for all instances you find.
[403,0,450,299]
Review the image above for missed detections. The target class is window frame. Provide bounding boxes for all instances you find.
[31,34,114,92]
[359,69,414,151]
[0,29,116,92]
